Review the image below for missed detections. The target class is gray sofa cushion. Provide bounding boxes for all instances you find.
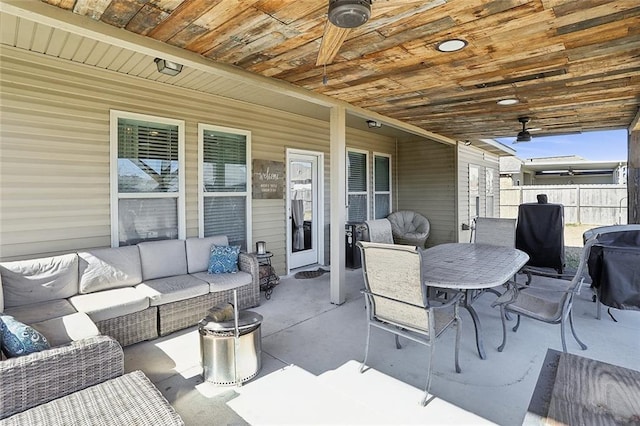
[78,246,142,294]
[138,240,187,281]
[136,275,209,307]
[69,288,149,322]
[0,254,79,308]
[191,271,253,291]
[185,236,229,273]
[2,299,77,324]
[31,312,100,347]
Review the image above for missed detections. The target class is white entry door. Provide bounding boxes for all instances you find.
[287,150,322,270]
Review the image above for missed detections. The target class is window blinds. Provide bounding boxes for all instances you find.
[117,118,179,193]
[348,151,367,192]
[203,130,247,193]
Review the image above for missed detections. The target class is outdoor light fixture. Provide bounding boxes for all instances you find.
[154,58,183,76]
[256,241,267,255]
[436,39,468,52]
[366,120,382,129]
[463,140,472,146]
[328,0,371,28]
[497,98,519,105]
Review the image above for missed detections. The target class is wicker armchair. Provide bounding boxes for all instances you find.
[0,336,123,419]
[387,211,430,248]
[0,336,184,425]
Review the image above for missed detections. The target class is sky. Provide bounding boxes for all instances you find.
[496,129,628,161]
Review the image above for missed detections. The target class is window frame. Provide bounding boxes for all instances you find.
[373,152,392,219]
[197,123,252,247]
[346,148,370,222]
[109,110,186,247]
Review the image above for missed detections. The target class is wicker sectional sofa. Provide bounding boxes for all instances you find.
[0,335,183,424]
[0,235,260,348]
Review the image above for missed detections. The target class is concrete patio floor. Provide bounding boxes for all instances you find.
[124,266,640,425]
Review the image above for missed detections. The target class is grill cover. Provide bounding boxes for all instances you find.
[587,230,640,310]
[516,203,565,272]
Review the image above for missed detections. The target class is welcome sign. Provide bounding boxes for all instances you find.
[252,159,284,199]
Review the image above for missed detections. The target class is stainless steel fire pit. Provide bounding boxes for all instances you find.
[199,310,263,386]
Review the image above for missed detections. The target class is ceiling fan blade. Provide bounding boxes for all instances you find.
[316,22,351,66]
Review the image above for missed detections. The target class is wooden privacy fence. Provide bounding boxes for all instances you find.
[500,185,628,225]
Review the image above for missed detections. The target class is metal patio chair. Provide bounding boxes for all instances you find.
[471,217,516,247]
[357,241,462,406]
[469,217,518,310]
[491,238,597,353]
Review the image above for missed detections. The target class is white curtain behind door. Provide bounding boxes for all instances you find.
[291,199,305,250]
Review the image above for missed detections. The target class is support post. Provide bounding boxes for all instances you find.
[330,106,347,304]
[628,129,640,224]
[576,185,581,225]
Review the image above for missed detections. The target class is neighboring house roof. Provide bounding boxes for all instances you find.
[501,156,626,178]
[499,157,524,174]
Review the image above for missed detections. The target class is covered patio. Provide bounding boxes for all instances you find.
[124,266,640,425]
[1,1,640,424]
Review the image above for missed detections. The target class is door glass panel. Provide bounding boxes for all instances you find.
[290,160,313,253]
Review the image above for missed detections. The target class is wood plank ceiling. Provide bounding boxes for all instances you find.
[36,0,640,143]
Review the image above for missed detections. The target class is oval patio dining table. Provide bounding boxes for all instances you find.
[422,243,529,359]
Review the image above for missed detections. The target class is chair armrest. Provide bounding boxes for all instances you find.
[361,289,463,309]
[238,252,260,306]
[521,266,575,280]
[238,252,259,285]
[238,252,259,277]
[492,279,584,309]
[429,291,464,309]
[0,335,124,419]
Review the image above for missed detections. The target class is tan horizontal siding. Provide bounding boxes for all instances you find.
[1,46,337,269]
[396,139,456,246]
[457,144,500,242]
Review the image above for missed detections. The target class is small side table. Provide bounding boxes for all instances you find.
[256,252,279,300]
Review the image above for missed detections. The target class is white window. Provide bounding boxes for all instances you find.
[347,149,369,222]
[198,124,251,250]
[373,153,392,219]
[110,110,185,247]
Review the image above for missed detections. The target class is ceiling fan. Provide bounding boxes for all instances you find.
[513,117,532,143]
[316,0,427,66]
[316,0,371,66]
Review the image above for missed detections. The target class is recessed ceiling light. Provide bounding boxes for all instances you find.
[436,39,468,52]
[497,98,519,105]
